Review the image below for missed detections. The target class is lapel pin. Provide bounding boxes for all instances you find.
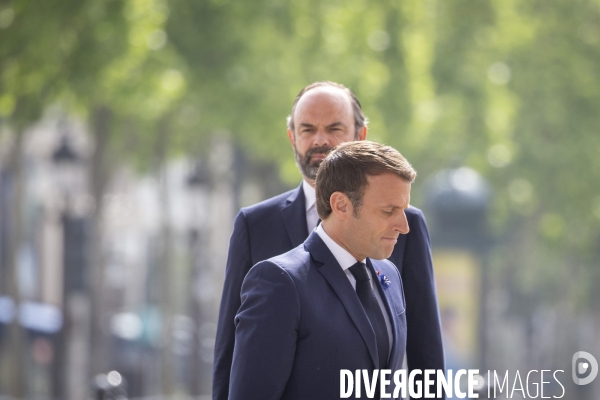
[376,270,391,289]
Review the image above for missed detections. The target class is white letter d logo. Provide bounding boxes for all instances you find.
[572,351,598,385]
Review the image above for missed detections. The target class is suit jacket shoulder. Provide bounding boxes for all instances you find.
[236,185,307,261]
[239,187,296,218]
[268,242,315,272]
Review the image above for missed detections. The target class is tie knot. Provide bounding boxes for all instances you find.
[348,262,370,282]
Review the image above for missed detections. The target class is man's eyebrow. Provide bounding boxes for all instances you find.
[298,122,345,128]
[381,203,410,210]
[326,122,344,129]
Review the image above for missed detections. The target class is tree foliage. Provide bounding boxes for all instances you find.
[2,0,600,306]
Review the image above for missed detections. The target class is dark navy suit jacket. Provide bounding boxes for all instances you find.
[213,184,445,399]
[229,232,407,400]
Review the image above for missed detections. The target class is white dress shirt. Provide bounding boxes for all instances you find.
[303,179,320,233]
[315,224,394,353]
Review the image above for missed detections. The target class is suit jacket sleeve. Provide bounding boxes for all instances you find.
[213,210,252,400]
[229,261,300,400]
[403,208,445,398]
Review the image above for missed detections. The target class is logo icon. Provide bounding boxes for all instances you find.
[572,351,598,385]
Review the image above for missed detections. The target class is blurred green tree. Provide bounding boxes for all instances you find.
[167,0,600,311]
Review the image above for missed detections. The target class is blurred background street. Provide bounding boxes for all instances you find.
[0,0,599,398]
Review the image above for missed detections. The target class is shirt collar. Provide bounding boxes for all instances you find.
[302,179,316,212]
[315,223,365,271]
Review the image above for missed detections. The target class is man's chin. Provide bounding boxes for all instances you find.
[302,167,319,181]
[375,249,394,261]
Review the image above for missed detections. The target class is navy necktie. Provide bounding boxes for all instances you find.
[348,261,390,370]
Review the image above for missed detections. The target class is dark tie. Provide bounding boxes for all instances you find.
[348,262,390,370]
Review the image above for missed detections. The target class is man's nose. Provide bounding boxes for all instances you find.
[313,128,331,147]
[395,211,410,235]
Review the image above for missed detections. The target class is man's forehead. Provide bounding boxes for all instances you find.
[366,172,410,183]
[295,86,352,113]
[365,174,412,195]
[365,179,411,208]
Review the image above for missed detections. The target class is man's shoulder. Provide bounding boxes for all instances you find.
[404,205,429,233]
[265,243,310,271]
[405,205,425,220]
[243,245,312,293]
[238,187,298,218]
[247,243,312,283]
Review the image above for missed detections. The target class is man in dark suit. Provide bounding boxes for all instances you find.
[230,141,414,399]
[213,82,444,399]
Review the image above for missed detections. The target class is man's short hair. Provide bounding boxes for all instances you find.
[315,141,416,219]
[286,81,368,138]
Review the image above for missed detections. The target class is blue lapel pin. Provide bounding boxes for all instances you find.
[376,270,392,289]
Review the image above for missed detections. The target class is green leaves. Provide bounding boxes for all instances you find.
[2,0,599,302]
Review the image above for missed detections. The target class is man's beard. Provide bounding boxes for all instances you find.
[294,145,333,180]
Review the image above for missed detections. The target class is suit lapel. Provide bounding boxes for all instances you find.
[305,233,380,368]
[281,183,309,247]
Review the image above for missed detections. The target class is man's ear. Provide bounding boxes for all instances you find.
[287,129,295,146]
[357,125,368,141]
[330,192,351,220]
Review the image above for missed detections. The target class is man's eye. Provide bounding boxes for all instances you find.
[382,210,393,215]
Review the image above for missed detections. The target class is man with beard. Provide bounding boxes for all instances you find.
[213,81,445,399]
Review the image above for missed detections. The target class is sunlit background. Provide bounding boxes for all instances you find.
[1,0,599,398]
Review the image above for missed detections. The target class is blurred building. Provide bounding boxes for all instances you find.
[0,110,282,398]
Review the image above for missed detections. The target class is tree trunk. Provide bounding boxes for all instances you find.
[155,117,175,395]
[88,105,112,380]
[1,130,25,398]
